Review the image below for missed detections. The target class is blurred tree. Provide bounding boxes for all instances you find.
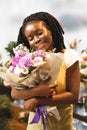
[5,41,17,57]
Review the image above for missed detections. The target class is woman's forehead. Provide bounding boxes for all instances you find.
[25,21,48,31]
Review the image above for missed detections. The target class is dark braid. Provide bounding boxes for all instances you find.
[17,12,66,52]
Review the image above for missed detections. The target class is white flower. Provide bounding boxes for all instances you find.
[13,65,22,76]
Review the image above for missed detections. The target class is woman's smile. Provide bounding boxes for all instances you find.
[37,43,46,50]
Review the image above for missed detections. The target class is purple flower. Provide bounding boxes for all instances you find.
[34,50,44,57]
[18,55,33,68]
[14,50,27,58]
[11,57,20,67]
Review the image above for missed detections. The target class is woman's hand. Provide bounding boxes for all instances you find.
[35,81,57,97]
[24,98,38,112]
[11,77,57,100]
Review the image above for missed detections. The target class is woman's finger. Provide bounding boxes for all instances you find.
[49,84,57,89]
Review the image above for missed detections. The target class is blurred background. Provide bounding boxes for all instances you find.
[0,0,87,62]
[0,1,87,129]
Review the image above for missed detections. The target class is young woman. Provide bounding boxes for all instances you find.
[11,12,80,130]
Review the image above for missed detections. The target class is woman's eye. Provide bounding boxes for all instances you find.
[38,31,43,35]
[28,36,33,41]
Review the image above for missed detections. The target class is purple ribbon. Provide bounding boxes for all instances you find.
[29,106,48,130]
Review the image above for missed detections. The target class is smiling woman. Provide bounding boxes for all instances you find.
[11,11,80,130]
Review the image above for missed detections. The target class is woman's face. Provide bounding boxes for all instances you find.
[24,21,53,51]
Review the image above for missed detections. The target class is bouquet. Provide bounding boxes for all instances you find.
[0,44,63,90]
[0,44,63,129]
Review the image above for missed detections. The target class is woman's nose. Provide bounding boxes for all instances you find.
[34,36,41,43]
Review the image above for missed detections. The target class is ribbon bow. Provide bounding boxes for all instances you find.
[29,106,48,130]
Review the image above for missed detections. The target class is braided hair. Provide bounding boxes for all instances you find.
[17,12,66,52]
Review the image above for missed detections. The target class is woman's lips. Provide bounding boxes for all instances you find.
[37,43,45,49]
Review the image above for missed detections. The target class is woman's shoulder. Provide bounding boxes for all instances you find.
[64,49,80,68]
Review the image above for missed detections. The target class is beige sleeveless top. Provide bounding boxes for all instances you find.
[55,49,79,130]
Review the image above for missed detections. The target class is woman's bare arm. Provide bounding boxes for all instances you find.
[39,61,80,104]
[11,78,57,100]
